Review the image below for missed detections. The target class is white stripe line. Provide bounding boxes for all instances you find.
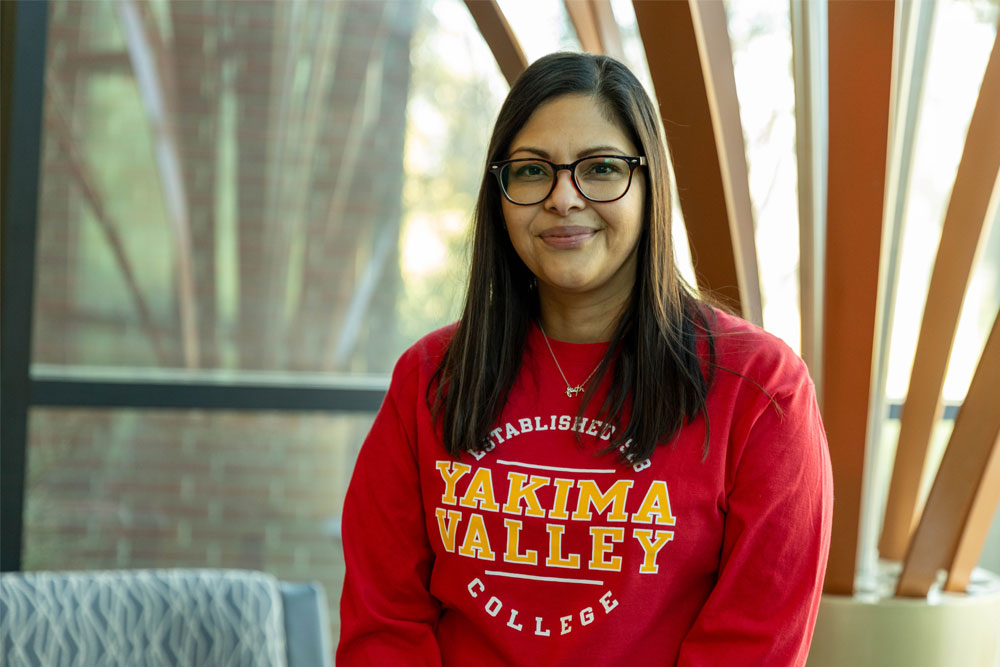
[484,570,604,586]
[495,459,616,474]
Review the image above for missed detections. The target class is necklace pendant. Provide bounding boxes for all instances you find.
[566,386,583,398]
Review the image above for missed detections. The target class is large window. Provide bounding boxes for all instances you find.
[23,0,508,640]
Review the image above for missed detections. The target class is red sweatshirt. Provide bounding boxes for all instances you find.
[338,310,833,666]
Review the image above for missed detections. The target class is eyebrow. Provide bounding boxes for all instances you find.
[508,145,629,159]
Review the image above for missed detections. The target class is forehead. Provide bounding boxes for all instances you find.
[509,94,636,156]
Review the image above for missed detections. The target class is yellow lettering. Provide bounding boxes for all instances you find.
[503,519,538,565]
[458,513,495,561]
[548,478,575,520]
[503,472,549,517]
[459,467,500,512]
[631,480,676,525]
[435,508,462,552]
[589,527,624,571]
[572,479,634,521]
[436,461,471,505]
[633,529,675,573]
[545,524,581,569]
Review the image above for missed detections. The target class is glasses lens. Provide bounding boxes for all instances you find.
[574,156,631,202]
[501,160,554,204]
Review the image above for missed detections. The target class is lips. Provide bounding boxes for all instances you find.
[538,226,598,249]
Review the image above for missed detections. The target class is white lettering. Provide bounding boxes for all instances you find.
[485,596,502,617]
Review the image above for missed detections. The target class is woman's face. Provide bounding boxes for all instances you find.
[501,93,645,308]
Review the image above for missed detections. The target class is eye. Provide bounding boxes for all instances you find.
[579,157,626,180]
[510,161,552,181]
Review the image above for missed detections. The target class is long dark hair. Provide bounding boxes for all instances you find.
[430,52,715,463]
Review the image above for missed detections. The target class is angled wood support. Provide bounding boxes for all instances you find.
[897,309,1000,596]
[633,0,762,324]
[821,0,895,594]
[945,315,1000,592]
[564,0,625,62]
[880,28,1000,560]
[463,0,527,86]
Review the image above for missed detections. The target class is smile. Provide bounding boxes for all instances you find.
[538,226,599,249]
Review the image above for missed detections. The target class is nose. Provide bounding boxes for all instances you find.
[543,169,586,216]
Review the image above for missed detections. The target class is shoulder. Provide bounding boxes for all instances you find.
[398,322,458,367]
[704,307,813,398]
[388,322,459,391]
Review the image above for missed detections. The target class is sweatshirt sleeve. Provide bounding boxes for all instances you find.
[676,372,833,667]
[337,353,443,665]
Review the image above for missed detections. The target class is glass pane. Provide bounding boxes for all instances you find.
[725,0,801,351]
[24,408,371,643]
[496,0,580,63]
[609,0,656,94]
[33,0,506,374]
[885,0,999,401]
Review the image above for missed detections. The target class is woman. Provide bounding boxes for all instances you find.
[338,52,832,666]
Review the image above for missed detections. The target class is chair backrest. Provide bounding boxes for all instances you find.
[1,569,290,667]
[278,580,333,667]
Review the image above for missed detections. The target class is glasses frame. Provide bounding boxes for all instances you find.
[488,155,647,206]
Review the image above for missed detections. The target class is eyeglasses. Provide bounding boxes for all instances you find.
[488,155,647,206]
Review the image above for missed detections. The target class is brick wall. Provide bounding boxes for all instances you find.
[25,408,371,641]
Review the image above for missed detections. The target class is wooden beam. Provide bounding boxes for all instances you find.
[463,0,527,86]
[897,310,1000,596]
[564,0,625,62]
[633,0,762,324]
[821,0,895,594]
[880,28,1000,560]
[565,0,602,54]
[945,318,1000,592]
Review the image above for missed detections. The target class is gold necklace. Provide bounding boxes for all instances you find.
[538,323,602,398]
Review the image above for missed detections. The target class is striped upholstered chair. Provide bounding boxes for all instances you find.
[0,569,333,667]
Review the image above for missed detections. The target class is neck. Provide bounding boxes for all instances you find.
[537,286,630,343]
